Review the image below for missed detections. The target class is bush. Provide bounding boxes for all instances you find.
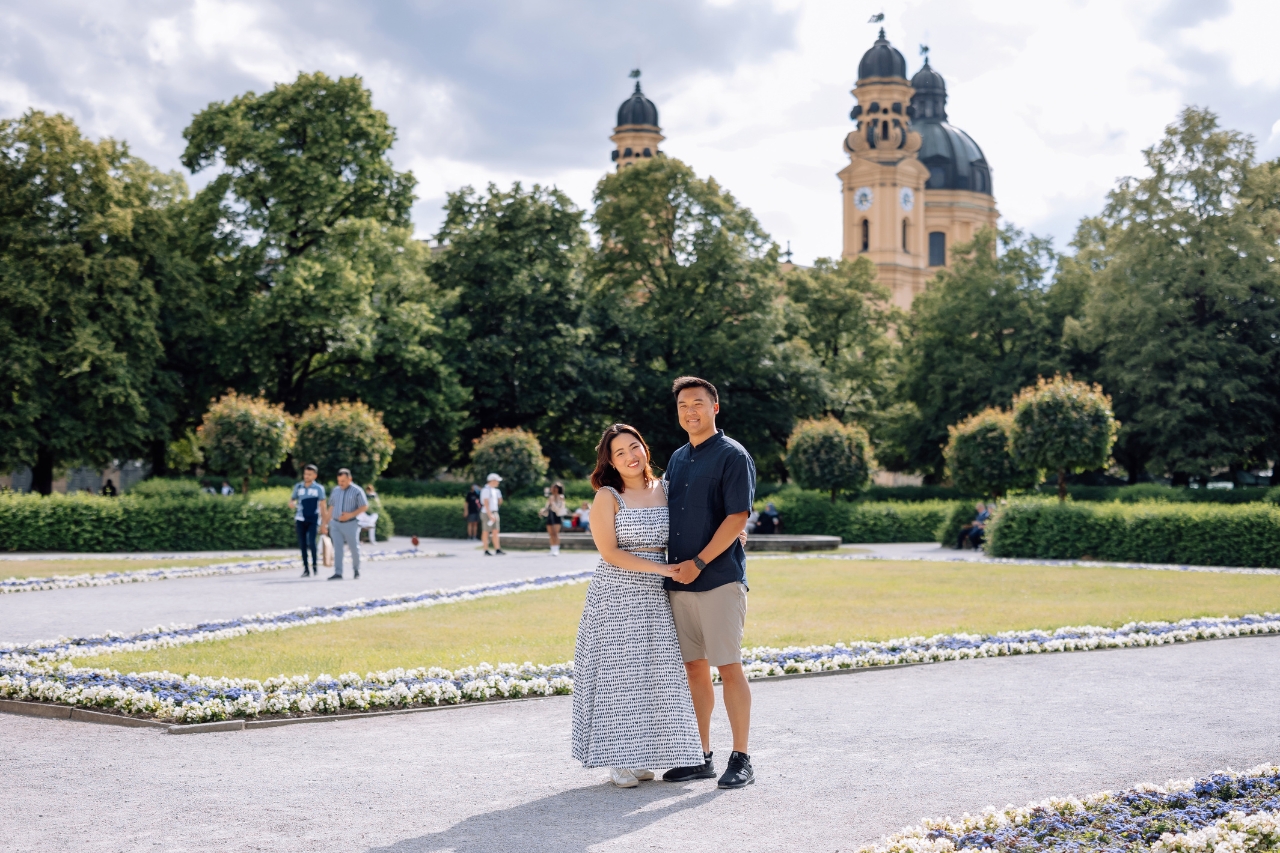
[0,492,295,552]
[294,401,395,485]
[1036,484,1278,504]
[469,429,549,496]
[131,479,205,499]
[785,418,873,502]
[764,487,957,543]
[945,408,1036,498]
[986,499,1280,567]
[1009,376,1118,501]
[938,500,986,549]
[382,496,547,538]
[861,485,980,502]
[198,392,296,495]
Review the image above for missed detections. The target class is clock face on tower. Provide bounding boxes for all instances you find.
[854,187,874,211]
[899,187,915,212]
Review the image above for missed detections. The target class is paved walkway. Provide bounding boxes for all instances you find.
[2,634,1276,852]
[0,537,596,643]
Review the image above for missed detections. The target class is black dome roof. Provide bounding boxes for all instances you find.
[910,59,946,95]
[858,28,907,80]
[616,81,659,127]
[907,59,992,195]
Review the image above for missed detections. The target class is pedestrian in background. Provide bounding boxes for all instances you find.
[323,468,368,580]
[221,479,234,496]
[289,464,325,577]
[100,479,117,497]
[479,473,504,555]
[573,501,591,533]
[541,482,568,555]
[464,484,482,540]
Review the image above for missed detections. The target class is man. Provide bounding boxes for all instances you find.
[288,464,326,577]
[479,473,505,555]
[322,468,367,580]
[755,502,781,535]
[662,376,757,790]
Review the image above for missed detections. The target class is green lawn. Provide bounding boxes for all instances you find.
[1,557,242,580]
[101,558,1280,680]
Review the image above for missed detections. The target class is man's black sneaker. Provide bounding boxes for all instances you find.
[717,751,754,789]
[353,571,360,579]
[327,574,342,580]
[495,549,506,555]
[301,569,310,578]
[663,752,716,782]
[484,550,493,556]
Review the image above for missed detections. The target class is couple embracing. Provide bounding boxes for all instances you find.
[572,376,757,790]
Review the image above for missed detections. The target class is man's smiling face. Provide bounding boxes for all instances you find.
[677,386,718,436]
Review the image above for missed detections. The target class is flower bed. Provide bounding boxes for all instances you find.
[2,560,1277,723]
[855,765,1280,853]
[0,548,445,594]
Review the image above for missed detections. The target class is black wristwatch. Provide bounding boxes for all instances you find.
[693,556,707,572]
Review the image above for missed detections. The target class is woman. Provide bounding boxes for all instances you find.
[572,424,703,788]
[464,484,481,541]
[540,482,568,555]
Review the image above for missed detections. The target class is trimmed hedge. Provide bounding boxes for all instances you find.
[377,478,597,501]
[1031,484,1280,504]
[383,496,547,538]
[0,493,392,553]
[763,489,958,543]
[986,499,1280,567]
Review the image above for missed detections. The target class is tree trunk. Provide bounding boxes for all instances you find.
[32,448,54,496]
[241,475,250,495]
[830,486,837,504]
[149,439,168,478]
[1057,468,1067,502]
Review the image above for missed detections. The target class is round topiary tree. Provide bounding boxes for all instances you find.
[198,392,296,494]
[945,408,1036,498]
[1009,375,1119,501]
[469,428,548,496]
[293,401,396,485]
[785,417,873,503]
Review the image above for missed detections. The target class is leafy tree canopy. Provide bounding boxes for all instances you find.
[587,157,823,475]
[944,407,1035,498]
[429,182,596,471]
[890,226,1078,480]
[198,392,296,494]
[469,428,549,496]
[0,111,177,493]
[294,401,395,485]
[1009,375,1118,500]
[785,418,873,502]
[1073,106,1280,483]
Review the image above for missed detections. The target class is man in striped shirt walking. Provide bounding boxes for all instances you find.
[323,468,368,580]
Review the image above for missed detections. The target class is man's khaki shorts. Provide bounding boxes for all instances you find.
[484,515,500,532]
[669,582,748,667]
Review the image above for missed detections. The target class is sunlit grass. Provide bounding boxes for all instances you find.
[1,557,240,580]
[101,558,1280,679]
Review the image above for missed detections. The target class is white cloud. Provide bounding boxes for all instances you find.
[0,0,1273,262]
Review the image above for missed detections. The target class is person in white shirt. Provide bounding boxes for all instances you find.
[479,473,505,555]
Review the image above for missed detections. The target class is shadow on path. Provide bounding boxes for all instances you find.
[368,781,724,852]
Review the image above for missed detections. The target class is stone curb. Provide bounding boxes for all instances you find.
[0,698,168,728]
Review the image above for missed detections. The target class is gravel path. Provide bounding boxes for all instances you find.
[2,634,1277,852]
[0,538,596,643]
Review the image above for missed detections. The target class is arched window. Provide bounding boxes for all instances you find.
[928,231,946,267]
[902,219,909,252]
[861,219,870,252]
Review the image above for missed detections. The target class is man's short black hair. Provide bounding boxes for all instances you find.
[672,375,718,404]
[304,464,318,473]
[337,467,352,478]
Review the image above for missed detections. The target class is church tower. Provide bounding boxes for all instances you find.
[841,31,999,311]
[611,75,663,169]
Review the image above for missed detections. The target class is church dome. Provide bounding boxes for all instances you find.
[858,28,907,80]
[616,82,659,128]
[908,61,992,195]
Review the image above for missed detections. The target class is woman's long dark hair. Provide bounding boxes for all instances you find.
[590,424,655,493]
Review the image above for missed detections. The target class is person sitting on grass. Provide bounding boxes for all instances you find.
[957,501,989,550]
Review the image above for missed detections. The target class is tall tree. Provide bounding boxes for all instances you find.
[784,256,898,425]
[888,226,1071,480]
[587,157,822,474]
[0,111,172,493]
[428,183,597,471]
[1075,107,1280,484]
[182,72,464,473]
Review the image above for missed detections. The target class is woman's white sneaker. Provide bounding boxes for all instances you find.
[610,767,639,788]
[631,769,655,781]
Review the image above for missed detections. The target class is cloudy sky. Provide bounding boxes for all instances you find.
[3,0,1277,264]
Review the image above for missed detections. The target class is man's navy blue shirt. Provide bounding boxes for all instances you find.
[664,429,757,593]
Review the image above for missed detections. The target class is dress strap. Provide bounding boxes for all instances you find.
[601,485,626,510]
